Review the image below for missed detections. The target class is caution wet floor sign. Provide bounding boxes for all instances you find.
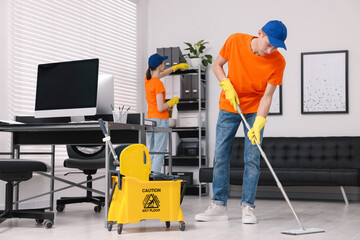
[108,176,184,223]
[143,193,160,212]
[106,144,184,232]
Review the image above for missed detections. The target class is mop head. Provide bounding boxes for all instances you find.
[282,228,325,235]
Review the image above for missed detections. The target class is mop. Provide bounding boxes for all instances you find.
[236,103,325,235]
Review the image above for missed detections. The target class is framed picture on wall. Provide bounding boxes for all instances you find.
[268,85,282,115]
[301,50,348,114]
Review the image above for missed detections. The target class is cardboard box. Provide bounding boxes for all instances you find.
[177,141,199,156]
[178,111,205,127]
[178,115,199,127]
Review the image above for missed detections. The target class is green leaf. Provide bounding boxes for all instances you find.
[189,47,196,55]
[197,40,204,45]
[203,55,212,64]
[184,42,192,48]
[184,40,212,58]
[202,59,208,67]
[199,45,205,54]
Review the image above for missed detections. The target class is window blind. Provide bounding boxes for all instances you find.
[8,0,138,170]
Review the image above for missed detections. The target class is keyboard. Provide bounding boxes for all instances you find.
[0,120,24,125]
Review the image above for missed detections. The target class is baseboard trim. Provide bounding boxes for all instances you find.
[255,191,360,202]
[229,186,360,202]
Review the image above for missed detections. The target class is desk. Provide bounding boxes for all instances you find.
[0,121,172,226]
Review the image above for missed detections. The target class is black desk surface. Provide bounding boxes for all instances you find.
[0,121,144,145]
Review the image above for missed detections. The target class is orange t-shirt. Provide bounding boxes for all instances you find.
[144,77,169,119]
[219,33,286,114]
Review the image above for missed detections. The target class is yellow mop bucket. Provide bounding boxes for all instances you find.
[106,144,185,234]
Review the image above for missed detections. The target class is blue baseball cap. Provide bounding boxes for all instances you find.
[262,20,287,50]
[148,53,168,69]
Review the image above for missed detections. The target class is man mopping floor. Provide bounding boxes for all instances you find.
[194,20,324,235]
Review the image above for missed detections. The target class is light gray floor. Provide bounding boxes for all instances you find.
[1,196,359,240]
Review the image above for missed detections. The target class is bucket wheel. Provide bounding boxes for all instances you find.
[107,222,113,231]
[179,221,185,231]
[117,224,123,234]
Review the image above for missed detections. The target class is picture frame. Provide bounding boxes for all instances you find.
[301,50,348,114]
[269,85,282,115]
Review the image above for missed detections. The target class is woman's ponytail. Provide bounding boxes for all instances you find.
[146,67,152,80]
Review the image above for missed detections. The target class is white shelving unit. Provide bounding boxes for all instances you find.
[164,67,209,196]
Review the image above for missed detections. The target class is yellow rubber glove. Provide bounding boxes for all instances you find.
[171,63,191,72]
[166,97,179,108]
[247,116,267,145]
[219,78,239,111]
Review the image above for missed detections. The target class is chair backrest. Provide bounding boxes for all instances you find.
[66,145,105,160]
[119,144,151,181]
[127,113,145,125]
[109,144,130,171]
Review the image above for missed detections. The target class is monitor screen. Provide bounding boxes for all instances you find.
[35,58,99,119]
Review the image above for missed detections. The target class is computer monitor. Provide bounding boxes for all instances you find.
[34,58,114,122]
[96,73,114,115]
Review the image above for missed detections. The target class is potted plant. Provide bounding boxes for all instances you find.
[184,40,213,68]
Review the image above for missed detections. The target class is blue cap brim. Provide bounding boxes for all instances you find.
[162,56,169,61]
[268,36,287,50]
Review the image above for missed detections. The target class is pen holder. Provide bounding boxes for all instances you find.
[112,110,120,122]
[119,112,128,123]
[113,110,128,123]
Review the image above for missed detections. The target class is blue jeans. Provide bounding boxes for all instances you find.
[212,110,264,208]
[146,118,169,173]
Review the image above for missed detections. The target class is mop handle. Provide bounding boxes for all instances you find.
[236,104,305,230]
[98,118,119,164]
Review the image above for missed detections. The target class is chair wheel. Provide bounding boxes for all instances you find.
[166,221,170,228]
[117,224,123,234]
[35,219,44,224]
[107,222,113,231]
[56,204,65,212]
[43,219,54,229]
[94,205,102,212]
[179,222,185,231]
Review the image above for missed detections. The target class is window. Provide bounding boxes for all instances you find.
[8,0,138,169]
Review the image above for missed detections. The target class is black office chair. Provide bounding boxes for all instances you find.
[56,145,105,213]
[0,159,54,228]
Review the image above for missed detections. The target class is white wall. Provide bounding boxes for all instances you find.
[143,0,360,164]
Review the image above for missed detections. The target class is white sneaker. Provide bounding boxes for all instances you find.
[195,202,228,222]
[242,205,257,224]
